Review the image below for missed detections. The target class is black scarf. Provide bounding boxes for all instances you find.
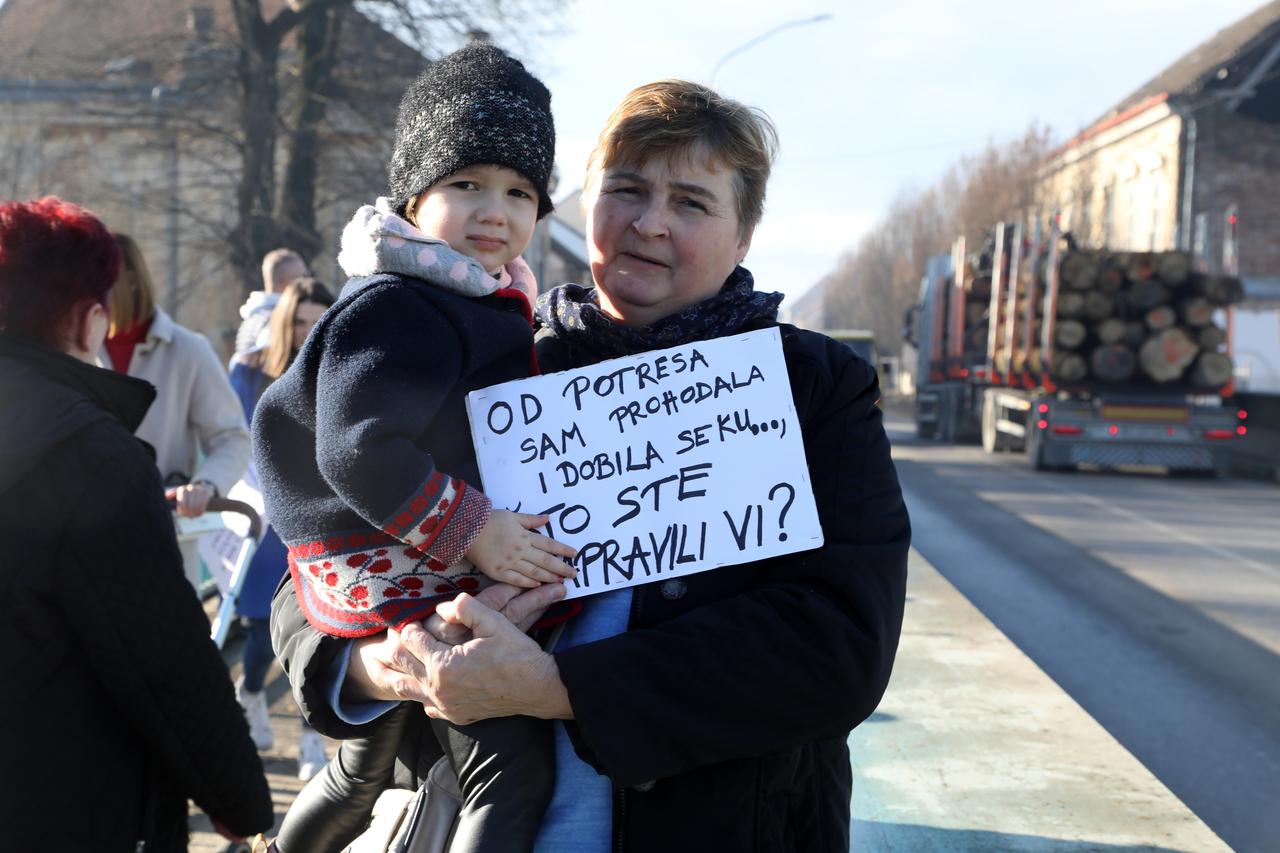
[533,266,784,360]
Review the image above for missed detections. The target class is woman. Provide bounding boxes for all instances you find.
[228,276,335,780]
[104,234,251,588]
[271,81,910,852]
[0,197,273,850]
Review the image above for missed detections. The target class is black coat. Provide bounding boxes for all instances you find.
[0,335,273,852]
[271,323,909,852]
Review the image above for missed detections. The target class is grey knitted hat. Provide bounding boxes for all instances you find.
[389,44,556,219]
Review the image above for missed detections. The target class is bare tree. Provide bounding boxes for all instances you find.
[822,123,1055,355]
[227,0,566,289]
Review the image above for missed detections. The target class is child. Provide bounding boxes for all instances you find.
[253,44,574,853]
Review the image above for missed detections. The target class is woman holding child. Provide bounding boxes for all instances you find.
[264,46,909,853]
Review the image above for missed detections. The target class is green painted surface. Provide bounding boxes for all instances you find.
[847,551,1229,852]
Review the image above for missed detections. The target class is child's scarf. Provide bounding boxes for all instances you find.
[337,197,537,301]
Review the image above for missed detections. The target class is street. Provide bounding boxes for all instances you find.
[886,406,1280,853]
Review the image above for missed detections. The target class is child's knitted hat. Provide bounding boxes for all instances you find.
[389,44,556,219]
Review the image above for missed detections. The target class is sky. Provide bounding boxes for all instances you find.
[516,0,1266,309]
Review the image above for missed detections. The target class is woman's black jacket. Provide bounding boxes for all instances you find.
[271,323,909,852]
[0,335,273,851]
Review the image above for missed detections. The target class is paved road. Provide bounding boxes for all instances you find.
[886,406,1280,853]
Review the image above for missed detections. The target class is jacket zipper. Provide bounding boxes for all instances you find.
[614,788,628,853]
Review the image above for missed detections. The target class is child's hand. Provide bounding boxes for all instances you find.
[466,510,578,588]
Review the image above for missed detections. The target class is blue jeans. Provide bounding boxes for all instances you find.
[241,617,275,693]
[242,616,315,735]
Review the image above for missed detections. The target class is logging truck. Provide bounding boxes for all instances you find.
[908,223,1245,474]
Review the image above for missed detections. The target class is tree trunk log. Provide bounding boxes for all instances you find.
[1123,321,1147,347]
[1055,319,1088,349]
[278,5,348,263]
[1091,344,1136,383]
[1157,252,1191,286]
[1198,324,1227,349]
[1144,305,1178,330]
[1126,252,1157,281]
[1180,297,1214,327]
[1083,290,1115,321]
[1189,351,1233,387]
[1052,351,1088,382]
[1057,291,1085,318]
[1098,261,1127,293]
[1097,318,1127,345]
[1128,278,1170,310]
[1139,328,1199,382]
[1060,251,1098,290]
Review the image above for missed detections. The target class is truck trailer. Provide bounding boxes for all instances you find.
[910,223,1246,473]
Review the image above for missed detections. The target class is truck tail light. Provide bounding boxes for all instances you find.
[1038,403,1049,414]
[1204,429,1235,440]
[1051,425,1083,436]
[1237,409,1248,420]
[1037,419,1048,430]
[1108,425,1119,436]
[1238,425,1248,436]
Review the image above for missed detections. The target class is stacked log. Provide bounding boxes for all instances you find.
[1039,243,1242,388]
[956,234,999,366]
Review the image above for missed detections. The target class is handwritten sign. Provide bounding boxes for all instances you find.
[466,327,823,600]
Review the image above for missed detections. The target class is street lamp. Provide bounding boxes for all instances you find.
[710,13,834,84]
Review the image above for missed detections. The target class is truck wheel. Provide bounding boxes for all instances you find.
[1028,427,1050,470]
[1027,425,1067,471]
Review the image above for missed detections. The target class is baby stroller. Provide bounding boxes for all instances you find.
[170,492,263,648]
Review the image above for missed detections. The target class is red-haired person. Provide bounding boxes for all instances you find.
[0,197,272,851]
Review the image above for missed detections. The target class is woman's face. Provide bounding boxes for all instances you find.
[586,147,753,327]
[292,301,327,350]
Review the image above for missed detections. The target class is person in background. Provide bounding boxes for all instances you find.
[0,196,273,851]
[103,234,251,589]
[228,276,336,781]
[236,248,309,354]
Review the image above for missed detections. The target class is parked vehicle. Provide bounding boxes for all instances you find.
[907,221,1246,474]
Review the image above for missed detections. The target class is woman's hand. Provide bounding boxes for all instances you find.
[399,592,574,724]
[341,583,568,711]
[423,580,564,646]
[466,509,578,588]
[165,481,214,518]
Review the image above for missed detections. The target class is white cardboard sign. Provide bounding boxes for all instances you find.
[466,327,823,600]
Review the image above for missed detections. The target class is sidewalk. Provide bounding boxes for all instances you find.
[848,550,1229,851]
[190,550,1229,851]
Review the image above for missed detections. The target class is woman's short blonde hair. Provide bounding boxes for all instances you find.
[108,233,157,336]
[585,80,779,233]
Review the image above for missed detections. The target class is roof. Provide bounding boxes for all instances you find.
[1093,0,1280,125]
